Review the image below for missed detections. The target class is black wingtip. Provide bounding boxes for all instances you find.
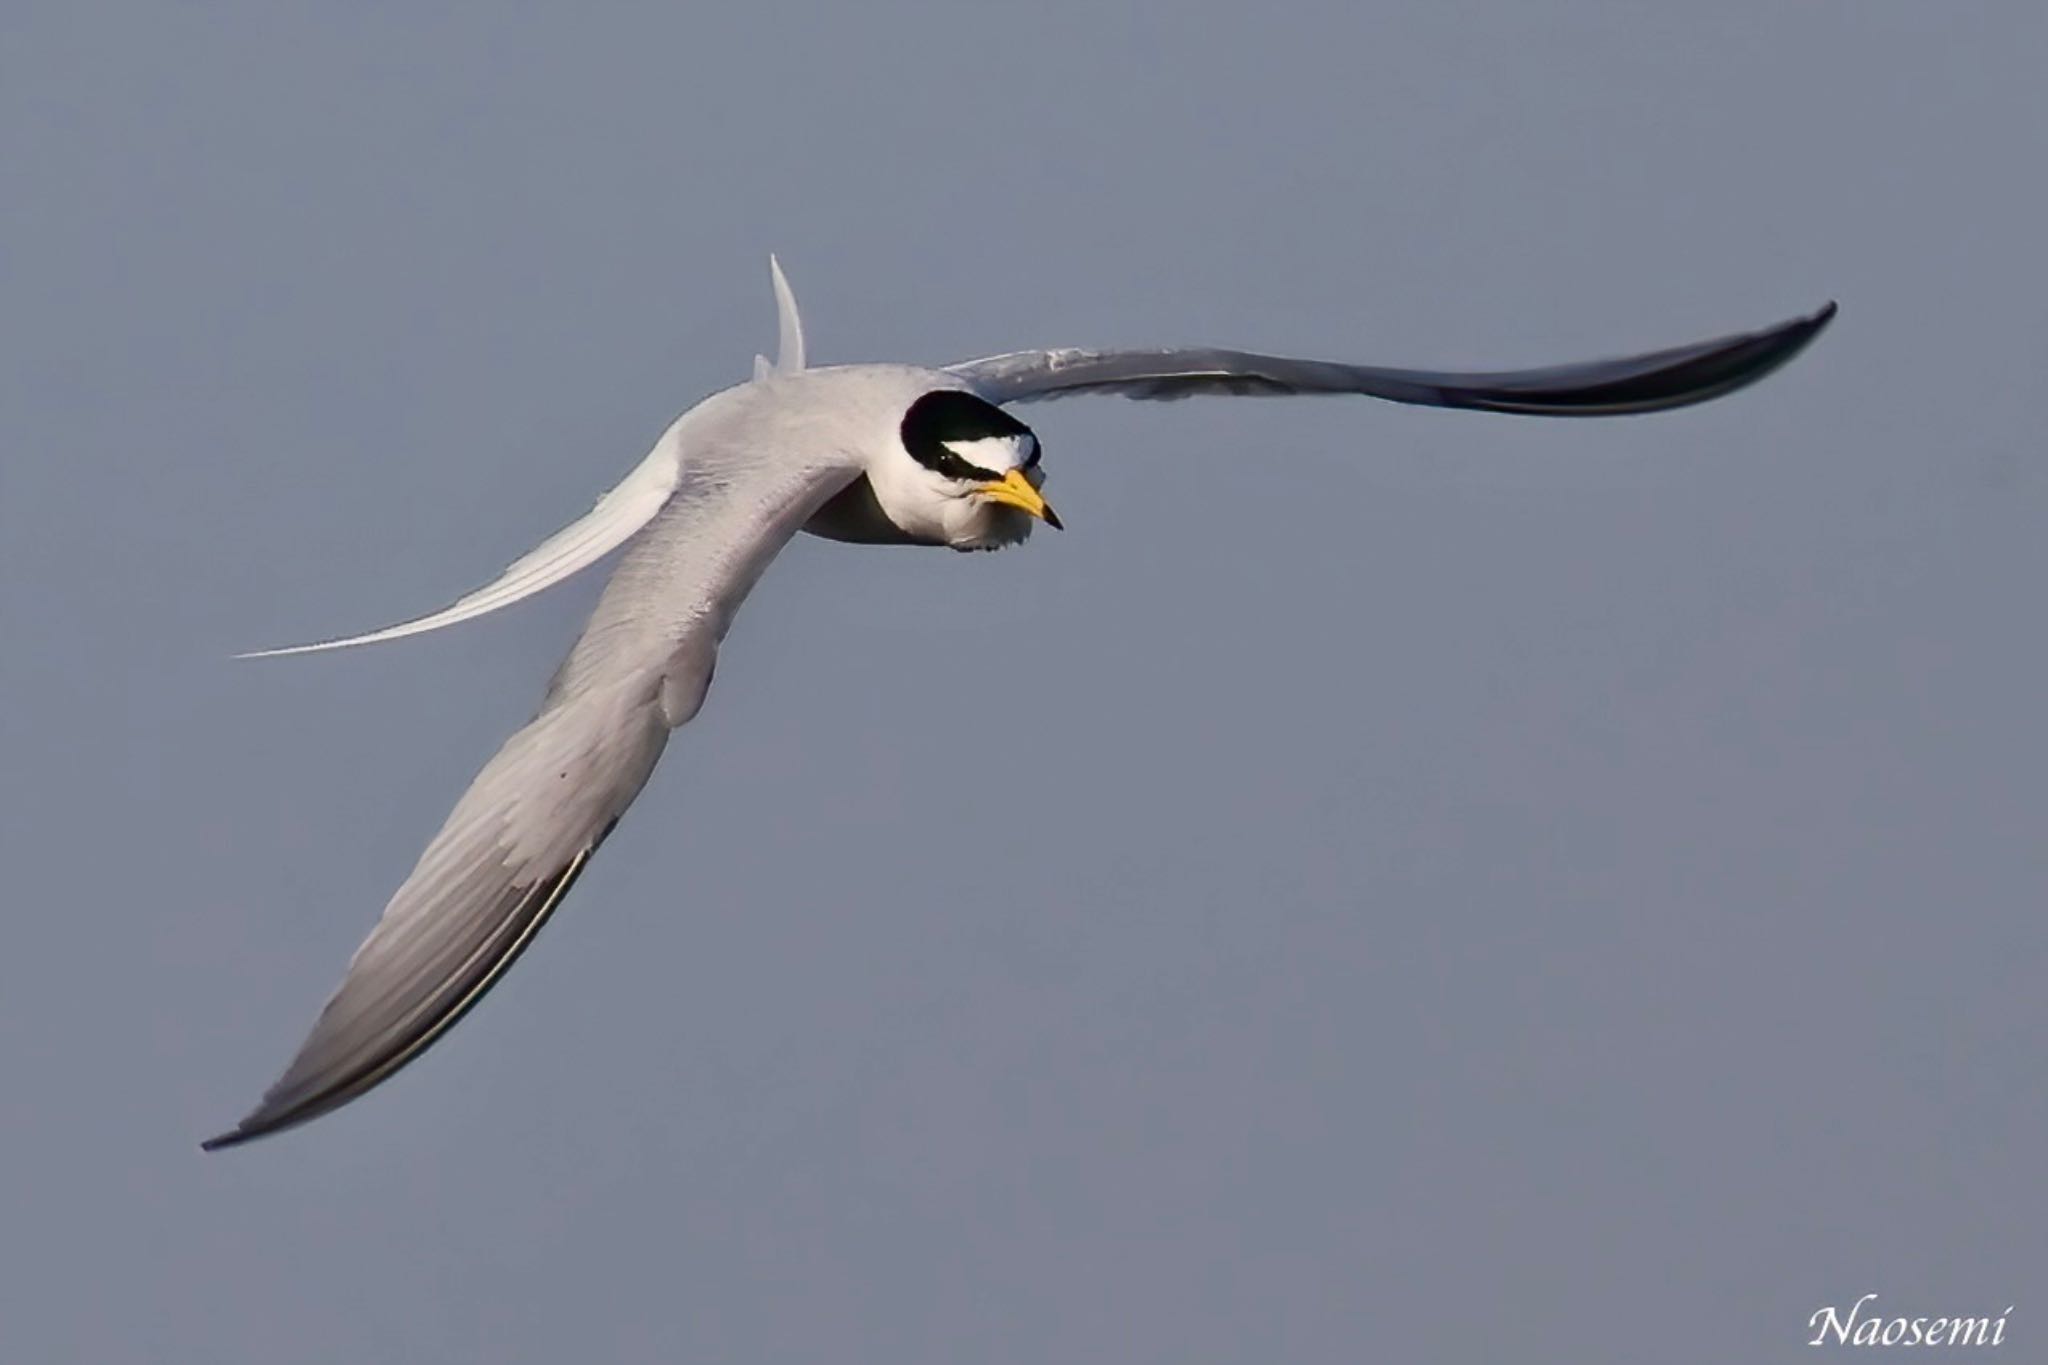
[1790,299,1839,344]
[201,1097,321,1151]
[201,1107,284,1150]
[1460,298,1841,417]
[1770,296,1840,364]
[1768,297,1838,363]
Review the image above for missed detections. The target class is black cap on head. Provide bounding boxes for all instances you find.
[901,391,1038,482]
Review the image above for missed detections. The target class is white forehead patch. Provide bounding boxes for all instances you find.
[941,433,1036,473]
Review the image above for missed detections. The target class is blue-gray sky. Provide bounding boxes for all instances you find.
[3,3,2042,1361]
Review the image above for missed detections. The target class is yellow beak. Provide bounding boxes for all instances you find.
[974,468,1063,530]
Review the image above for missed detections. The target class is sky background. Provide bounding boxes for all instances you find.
[3,3,2043,1361]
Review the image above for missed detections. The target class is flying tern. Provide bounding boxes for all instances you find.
[203,260,1834,1149]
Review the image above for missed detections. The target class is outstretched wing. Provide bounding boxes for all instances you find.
[206,397,863,1149]
[946,303,1835,413]
[239,424,688,659]
[202,677,669,1149]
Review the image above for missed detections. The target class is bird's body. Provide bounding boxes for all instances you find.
[203,259,1834,1150]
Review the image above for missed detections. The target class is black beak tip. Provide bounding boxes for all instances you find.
[1042,507,1064,531]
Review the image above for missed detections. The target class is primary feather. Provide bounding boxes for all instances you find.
[238,433,683,658]
[948,303,1835,411]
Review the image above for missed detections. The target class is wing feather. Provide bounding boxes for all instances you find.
[202,677,667,1148]
[239,432,684,659]
[207,384,865,1148]
[947,303,1835,413]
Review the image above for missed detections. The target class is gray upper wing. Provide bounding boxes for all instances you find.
[205,394,864,1150]
[946,303,1835,413]
[202,675,670,1150]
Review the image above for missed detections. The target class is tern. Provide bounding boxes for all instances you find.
[203,260,1834,1149]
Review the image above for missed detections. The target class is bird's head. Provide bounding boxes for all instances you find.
[877,389,1060,551]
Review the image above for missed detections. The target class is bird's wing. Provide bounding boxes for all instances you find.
[770,254,807,375]
[945,303,1835,413]
[751,255,807,381]
[239,425,689,659]
[205,404,863,1149]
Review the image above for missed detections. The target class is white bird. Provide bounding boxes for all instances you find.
[203,259,1834,1149]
